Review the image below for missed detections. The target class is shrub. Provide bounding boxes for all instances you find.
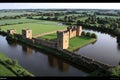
[86,32,92,37]
[81,31,86,36]
[91,33,97,38]
[107,66,120,76]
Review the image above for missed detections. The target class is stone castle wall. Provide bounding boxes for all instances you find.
[57,30,69,49]
[22,29,32,39]
[7,29,16,36]
[57,26,82,49]
[33,38,57,48]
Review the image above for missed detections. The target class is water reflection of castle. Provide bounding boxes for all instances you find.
[48,55,69,72]
[22,45,33,55]
[6,39,17,47]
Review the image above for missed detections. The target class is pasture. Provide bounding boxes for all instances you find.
[1,20,67,36]
[0,12,32,17]
[0,18,40,26]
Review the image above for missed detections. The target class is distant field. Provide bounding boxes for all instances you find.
[0,12,32,17]
[1,20,67,35]
[0,18,40,26]
[96,15,120,18]
[32,16,55,19]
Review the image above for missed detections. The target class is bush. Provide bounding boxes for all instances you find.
[81,31,86,36]
[86,32,92,37]
[108,66,120,76]
[91,33,97,38]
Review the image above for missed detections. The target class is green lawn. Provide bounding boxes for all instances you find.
[1,20,67,36]
[0,53,34,76]
[39,33,57,40]
[68,36,96,51]
[0,64,16,76]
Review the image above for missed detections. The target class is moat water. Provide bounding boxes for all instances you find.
[76,29,120,66]
[0,29,120,76]
[0,35,87,76]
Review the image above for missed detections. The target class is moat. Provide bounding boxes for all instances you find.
[0,29,120,76]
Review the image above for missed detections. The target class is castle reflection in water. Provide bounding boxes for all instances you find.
[22,44,69,72]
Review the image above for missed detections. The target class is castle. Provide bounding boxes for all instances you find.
[22,29,32,39]
[7,26,82,50]
[57,26,82,49]
[7,29,16,36]
[7,29,32,39]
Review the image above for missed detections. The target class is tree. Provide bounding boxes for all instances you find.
[81,31,86,36]
[91,33,97,38]
[108,66,120,76]
[86,32,92,37]
[64,16,67,22]
[41,15,44,19]
[77,20,82,26]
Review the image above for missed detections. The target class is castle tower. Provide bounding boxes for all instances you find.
[22,29,32,39]
[76,26,82,36]
[7,29,16,36]
[67,26,73,39]
[57,31,69,49]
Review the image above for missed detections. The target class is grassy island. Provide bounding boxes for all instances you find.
[68,36,96,51]
[0,52,34,77]
[39,33,97,51]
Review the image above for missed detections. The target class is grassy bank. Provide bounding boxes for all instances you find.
[0,52,34,77]
[68,36,96,51]
[0,61,16,76]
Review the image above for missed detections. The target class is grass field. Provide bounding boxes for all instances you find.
[39,33,57,40]
[0,18,40,26]
[68,36,96,51]
[0,52,33,76]
[0,12,32,17]
[1,20,67,36]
